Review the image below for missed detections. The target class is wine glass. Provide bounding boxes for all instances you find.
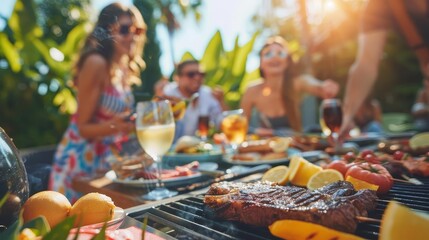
[221,109,248,151]
[136,100,177,200]
[319,99,343,151]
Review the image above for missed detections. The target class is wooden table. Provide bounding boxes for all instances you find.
[72,176,148,208]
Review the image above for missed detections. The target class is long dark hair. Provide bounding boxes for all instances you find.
[259,36,302,132]
[74,3,146,85]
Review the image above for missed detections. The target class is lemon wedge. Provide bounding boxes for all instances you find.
[307,169,344,190]
[289,156,323,187]
[261,165,289,185]
[380,201,429,240]
[409,132,429,150]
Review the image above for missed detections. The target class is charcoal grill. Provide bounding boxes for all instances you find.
[127,177,429,240]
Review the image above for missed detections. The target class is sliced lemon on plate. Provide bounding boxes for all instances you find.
[380,201,429,240]
[409,132,429,150]
[307,169,344,190]
[269,137,292,153]
[345,175,379,191]
[261,165,289,185]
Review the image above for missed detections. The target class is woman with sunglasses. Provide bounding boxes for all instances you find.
[49,3,147,202]
[240,36,339,137]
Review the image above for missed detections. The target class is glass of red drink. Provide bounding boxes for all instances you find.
[319,99,342,151]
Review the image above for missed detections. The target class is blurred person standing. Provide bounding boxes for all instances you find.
[163,60,228,139]
[49,3,147,202]
[340,0,429,139]
[240,36,339,137]
[412,78,429,131]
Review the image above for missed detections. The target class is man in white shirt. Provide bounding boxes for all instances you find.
[163,60,227,140]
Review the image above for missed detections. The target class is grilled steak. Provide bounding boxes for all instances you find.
[204,181,377,233]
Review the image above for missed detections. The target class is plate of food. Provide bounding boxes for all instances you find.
[162,136,223,166]
[105,161,203,187]
[346,132,385,147]
[223,137,301,165]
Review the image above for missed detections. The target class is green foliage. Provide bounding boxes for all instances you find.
[183,31,260,109]
[134,0,163,100]
[0,0,89,148]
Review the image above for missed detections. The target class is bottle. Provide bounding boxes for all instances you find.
[0,127,29,228]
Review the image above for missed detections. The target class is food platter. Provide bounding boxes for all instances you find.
[162,144,223,166]
[105,170,202,187]
[222,148,301,165]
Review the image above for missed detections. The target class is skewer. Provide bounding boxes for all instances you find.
[393,178,415,184]
[355,216,381,223]
[400,174,423,185]
[393,176,424,185]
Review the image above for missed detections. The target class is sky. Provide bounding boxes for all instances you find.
[0,0,263,76]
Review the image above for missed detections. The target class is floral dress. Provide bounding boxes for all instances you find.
[49,83,134,202]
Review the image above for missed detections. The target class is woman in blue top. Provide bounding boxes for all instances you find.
[240,36,339,137]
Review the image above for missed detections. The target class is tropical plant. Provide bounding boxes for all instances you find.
[179,31,260,109]
[0,0,89,148]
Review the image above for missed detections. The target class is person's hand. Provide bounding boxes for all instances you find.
[109,112,135,135]
[211,86,225,103]
[337,114,354,144]
[320,79,339,99]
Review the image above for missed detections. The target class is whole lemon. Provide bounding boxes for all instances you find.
[69,192,115,227]
[22,191,71,228]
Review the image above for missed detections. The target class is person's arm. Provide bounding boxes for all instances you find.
[294,74,339,99]
[340,30,388,138]
[76,55,134,140]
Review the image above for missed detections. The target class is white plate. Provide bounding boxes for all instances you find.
[76,207,125,231]
[222,148,301,165]
[105,170,202,187]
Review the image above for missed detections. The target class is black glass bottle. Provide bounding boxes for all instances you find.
[0,127,29,228]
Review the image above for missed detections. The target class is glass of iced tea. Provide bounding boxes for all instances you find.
[221,109,248,150]
[319,99,342,150]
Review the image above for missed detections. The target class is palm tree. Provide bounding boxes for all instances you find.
[152,0,202,66]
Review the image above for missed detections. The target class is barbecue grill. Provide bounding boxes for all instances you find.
[127,177,429,240]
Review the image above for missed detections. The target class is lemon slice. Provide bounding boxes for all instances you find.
[380,201,429,240]
[269,137,292,153]
[307,169,344,190]
[262,165,289,185]
[345,175,379,191]
[409,132,429,150]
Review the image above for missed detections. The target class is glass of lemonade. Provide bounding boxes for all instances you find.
[221,109,248,150]
[136,100,177,200]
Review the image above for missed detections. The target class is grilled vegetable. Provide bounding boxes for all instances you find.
[269,220,364,240]
[346,162,393,194]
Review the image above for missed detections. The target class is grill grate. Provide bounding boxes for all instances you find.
[128,177,429,240]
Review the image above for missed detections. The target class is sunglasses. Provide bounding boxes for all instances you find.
[118,25,145,36]
[182,71,205,79]
[262,50,288,59]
